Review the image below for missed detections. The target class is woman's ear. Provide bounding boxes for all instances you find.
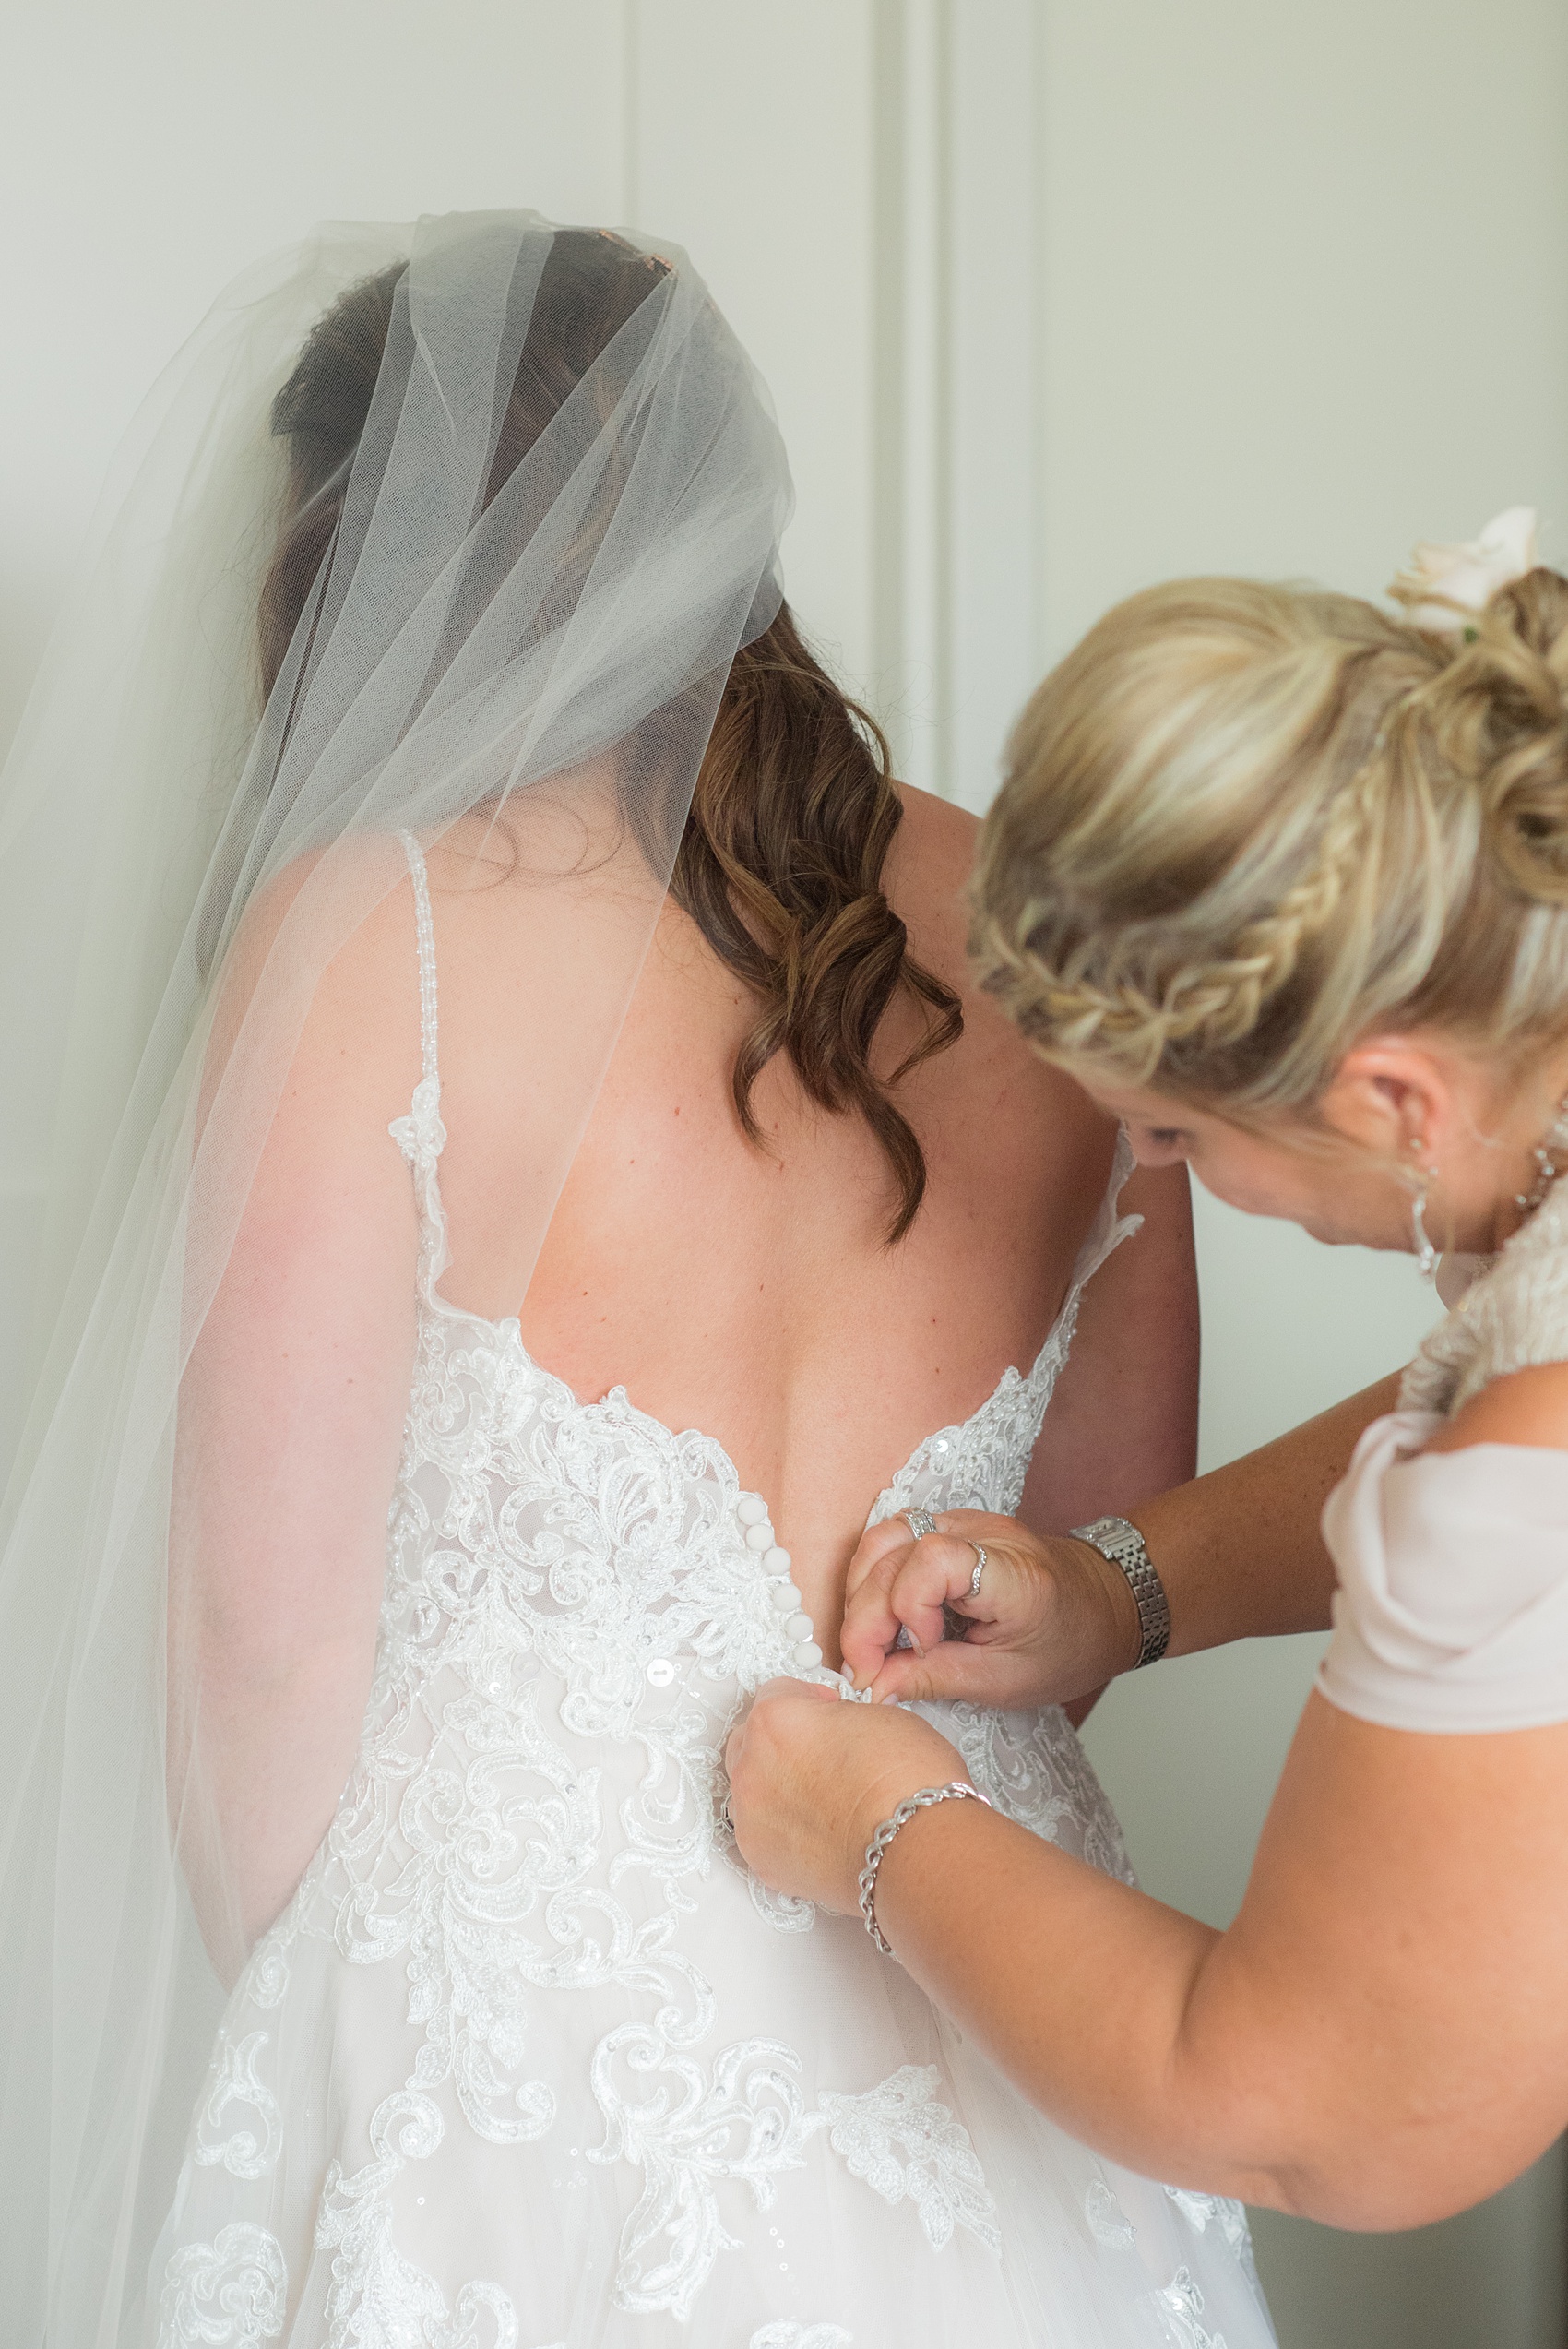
[1319,1038,1453,1163]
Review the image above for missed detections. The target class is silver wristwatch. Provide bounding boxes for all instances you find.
[1068,1515,1170,1669]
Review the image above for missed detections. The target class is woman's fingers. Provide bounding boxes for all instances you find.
[843,1512,1132,1710]
[843,1514,915,1603]
[837,1544,915,1683]
[841,1533,972,1677]
[841,1513,1014,1686]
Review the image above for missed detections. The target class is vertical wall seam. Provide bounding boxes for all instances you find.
[1028,0,1048,684]
[871,0,907,745]
[873,0,955,798]
[932,0,954,798]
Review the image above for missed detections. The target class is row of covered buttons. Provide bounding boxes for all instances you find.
[736,1493,821,1670]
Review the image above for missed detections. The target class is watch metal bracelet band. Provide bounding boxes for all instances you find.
[858,1781,992,1956]
[1068,1514,1171,1669]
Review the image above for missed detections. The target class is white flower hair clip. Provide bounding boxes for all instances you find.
[1389,505,1539,634]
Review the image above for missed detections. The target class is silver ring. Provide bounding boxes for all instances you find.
[902,1508,939,1543]
[968,1543,987,1598]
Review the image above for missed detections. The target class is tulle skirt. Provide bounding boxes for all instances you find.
[148,1702,1275,2349]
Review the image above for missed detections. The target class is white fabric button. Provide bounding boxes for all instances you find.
[784,1612,814,1643]
[737,1496,769,1526]
[744,1523,775,1552]
[763,1546,790,1575]
[793,1640,823,1669]
[646,1659,675,1687]
[768,1580,802,1613]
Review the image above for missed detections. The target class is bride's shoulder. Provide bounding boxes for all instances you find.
[887,781,1100,1119]
[885,780,977,941]
[885,784,1004,1017]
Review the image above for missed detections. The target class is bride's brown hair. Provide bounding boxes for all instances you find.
[258,233,960,1241]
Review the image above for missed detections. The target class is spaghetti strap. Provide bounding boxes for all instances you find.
[398,829,439,1091]
[389,831,451,1292]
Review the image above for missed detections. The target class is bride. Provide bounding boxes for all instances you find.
[0,213,1270,2347]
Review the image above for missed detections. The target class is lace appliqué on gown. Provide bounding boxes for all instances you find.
[1158,2267,1229,2349]
[818,2066,1002,2255]
[314,2092,519,2349]
[159,2224,288,2348]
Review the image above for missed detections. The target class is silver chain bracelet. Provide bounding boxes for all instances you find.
[858,1780,992,1956]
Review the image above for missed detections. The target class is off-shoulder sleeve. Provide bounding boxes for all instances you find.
[1317,1412,1568,1732]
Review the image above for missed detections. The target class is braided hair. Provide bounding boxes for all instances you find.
[971,567,1568,1115]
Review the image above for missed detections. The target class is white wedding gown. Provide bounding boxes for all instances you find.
[150,841,1275,2349]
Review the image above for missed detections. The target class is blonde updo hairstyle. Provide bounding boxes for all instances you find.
[971,564,1568,1127]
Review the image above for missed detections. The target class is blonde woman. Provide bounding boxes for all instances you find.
[728,511,1568,2238]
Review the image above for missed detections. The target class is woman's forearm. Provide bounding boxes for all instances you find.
[1128,1371,1403,1658]
[868,1796,1271,2198]
[863,1682,1568,2232]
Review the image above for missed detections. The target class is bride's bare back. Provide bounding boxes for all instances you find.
[423,783,1196,1653]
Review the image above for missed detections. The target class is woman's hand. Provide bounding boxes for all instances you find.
[724,1679,968,1911]
[838,1510,1141,1708]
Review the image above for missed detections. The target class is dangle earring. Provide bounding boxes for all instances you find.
[1409,1185,1440,1282]
[1408,1137,1440,1282]
[1515,1090,1568,1218]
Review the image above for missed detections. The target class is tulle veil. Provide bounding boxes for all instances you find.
[0,208,791,2343]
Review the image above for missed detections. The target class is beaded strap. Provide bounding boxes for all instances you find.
[398,829,439,1088]
[858,1780,992,1957]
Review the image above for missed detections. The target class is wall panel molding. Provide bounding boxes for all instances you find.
[873,0,1043,808]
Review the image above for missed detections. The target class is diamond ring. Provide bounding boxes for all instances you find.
[968,1543,987,1598]
[902,1508,939,1542]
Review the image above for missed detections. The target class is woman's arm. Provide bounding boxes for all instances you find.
[869,1691,1568,2226]
[1131,1366,1403,1651]
[841,1368,1403,1706]
[731,1401,1568,2233]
